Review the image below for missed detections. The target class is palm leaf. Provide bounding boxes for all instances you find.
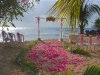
[80,0,100,27]
[83,65,100,75]
[46,0,82,28]
[47,0,100,30]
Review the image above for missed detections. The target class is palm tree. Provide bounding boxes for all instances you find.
[94,17,100,29]
[46,0,100,34]
[47,0,81,28]
[79,0,100,34]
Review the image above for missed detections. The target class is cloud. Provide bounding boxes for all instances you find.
[92,0,100,6]
[13,0,57,27]
[13,0,100,28]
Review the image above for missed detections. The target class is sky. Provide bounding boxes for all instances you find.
[4,0,100,28]
[12,0,57,27]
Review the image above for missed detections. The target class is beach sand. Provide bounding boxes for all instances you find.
[0,38,100,75]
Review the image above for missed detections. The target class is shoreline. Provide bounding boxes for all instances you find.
[0,27,99,43]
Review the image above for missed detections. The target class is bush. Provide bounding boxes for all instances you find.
[15,40,40,75]
[62,41,69,49]
[72,48,91,57]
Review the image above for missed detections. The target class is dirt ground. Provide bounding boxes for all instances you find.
[0,39,100,75]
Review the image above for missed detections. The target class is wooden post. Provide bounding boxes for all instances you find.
[35,16,66,41]
[59,18,63,41]
[35,17,41,40]
[59,18,66,41]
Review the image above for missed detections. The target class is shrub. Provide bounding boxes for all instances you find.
[62,41,69,49]
[15,40,40,75]
[72,48,91,57]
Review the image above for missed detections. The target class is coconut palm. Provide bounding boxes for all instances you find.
[46,0,100,34]
[79,1,100,34]
[94,17,100,29]
[47,0,81,29]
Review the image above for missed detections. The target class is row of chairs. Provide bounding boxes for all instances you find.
[2,31,25,48]
[69,34,100,50]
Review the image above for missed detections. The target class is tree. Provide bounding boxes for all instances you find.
[47,0,81,29]
[79,0,100,34]
[0,0,34,28]
[94,17,100,28]
[46,0,100,34]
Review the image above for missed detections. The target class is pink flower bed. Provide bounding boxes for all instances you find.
[26,41,84,73]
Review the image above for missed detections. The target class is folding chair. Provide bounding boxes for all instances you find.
[93,35,100,50]
[2,30,9,43]
[2,31,16,47]
[87,35,95,51]
[8,32,16,46]
[76,34,88,50]
[16,32,25,48]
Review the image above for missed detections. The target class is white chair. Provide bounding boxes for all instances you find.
[2,30,10,43]
[76,34,88,50]
[8,32,16,46]
[93,35,100,50]
[2,31,16,47]
[87,35,95,51]
[16,32,25,48]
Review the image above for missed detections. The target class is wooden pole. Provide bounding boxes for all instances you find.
[35,16,41,40]
[59,18,63,41]
[59,18,66,41]
[35,16,66,41]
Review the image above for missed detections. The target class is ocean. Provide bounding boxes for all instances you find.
[0,27,97,42]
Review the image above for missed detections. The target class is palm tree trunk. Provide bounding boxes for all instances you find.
[79,25,84,34]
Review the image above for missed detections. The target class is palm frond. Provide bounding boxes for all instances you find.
[88,4,100,15]
[46,0,82,28]
[83,65,100,75]
[46,0,100,29]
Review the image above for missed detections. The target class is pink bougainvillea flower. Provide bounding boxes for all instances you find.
[25,40,84,73]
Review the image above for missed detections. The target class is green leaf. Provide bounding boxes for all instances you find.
[83,65,100,75]
[0,0,34,27]
[10,22,16,28]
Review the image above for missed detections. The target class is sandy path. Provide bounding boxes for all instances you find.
[0,39,100,75]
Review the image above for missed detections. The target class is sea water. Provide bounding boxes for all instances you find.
[0,27,97,42]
